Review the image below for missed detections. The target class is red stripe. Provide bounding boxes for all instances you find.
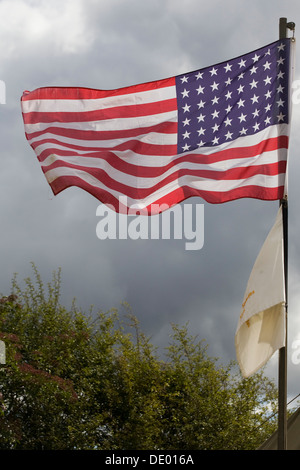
[22,97,177,124]
[151,185,284,209]
[49,174,285,214]
[35,135,288,170]
[21,77,176,101]
[25,121,178,141]
[33,138,178,157]
[42,146,286,179]
[43,159,286,202]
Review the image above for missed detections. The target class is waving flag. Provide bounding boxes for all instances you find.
[235,206,286,378]
[21,38,291,214]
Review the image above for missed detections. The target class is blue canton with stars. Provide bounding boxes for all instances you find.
[175,39,290,153]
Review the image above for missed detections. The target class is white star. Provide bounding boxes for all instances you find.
[195,71,203,80]
[237,85,244,94]
[212,123,220,133]
[264,116,271,125]
[250,65,258,74]
[278,43,285,51]
[265,104,271,112]
[225,91,232,100]
[265,48,271,56]
[210,81,219,91]
[196,85,205,94]
[197,127,206,136]
[277,71,285,79]
[277,84,284,93]
[225,131,233,140]
[250,94,259,104]
[182,103,191,113]
[240,127,248,135]
[197,140,205,147]
[252,53,260,62]
[212,136,219,145]
[197,100,206,109]
[210,67,218,76]
[264,76,272,85]
[224,117,232,127]
[211,96,219,105]
[249,79,258,89]
[225,77,232,86]
[277,112,286,121]
[182,131,190,139]
[182,143,190,151]
[238,72,245,80]
[197,113,205,122]
[224,63,232,72]
[237,99,245,108]
[211,109,220,119]
[263,61,271,70]
[180,76,188,83]
[181,89,190,98]
[265,90,272,99]
[182,118,191,126]
[277,57,285,66]
[238,113,247,123]
[225,104,233,113]
[252,109,260,118]
[253,122,260,131]
[277,98,285,107]
[238,59,247,68]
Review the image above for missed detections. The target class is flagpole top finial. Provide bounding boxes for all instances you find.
[279,18,295,39]
[287,21,296,31]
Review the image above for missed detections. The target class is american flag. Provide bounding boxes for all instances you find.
[21,38,291,214]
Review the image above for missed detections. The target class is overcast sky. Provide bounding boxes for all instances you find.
[0,0,300,405]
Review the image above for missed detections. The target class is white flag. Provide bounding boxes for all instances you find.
[235,206,286,378]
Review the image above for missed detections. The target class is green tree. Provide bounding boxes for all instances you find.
[160,324,279,450]
[0,265,284,450]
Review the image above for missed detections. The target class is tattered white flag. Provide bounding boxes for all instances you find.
[235,206,286,378]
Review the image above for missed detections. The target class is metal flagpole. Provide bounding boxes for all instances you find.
[278,197,288,450]
[278,16,295,451]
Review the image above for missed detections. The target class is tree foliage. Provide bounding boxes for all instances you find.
[0,265,280,450]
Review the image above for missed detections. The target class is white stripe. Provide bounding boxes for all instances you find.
[41,148,285,173]
[34,123,288,167]
[27,122,288,150]
[24,111,178,134]
[44,147,285,193]
[29,130,178,150]
[21,85,177,113]
[108,145,287,169]
[195,123,289,153]
[44,166,286,208]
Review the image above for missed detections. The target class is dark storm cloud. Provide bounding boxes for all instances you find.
[0,0,299,400]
